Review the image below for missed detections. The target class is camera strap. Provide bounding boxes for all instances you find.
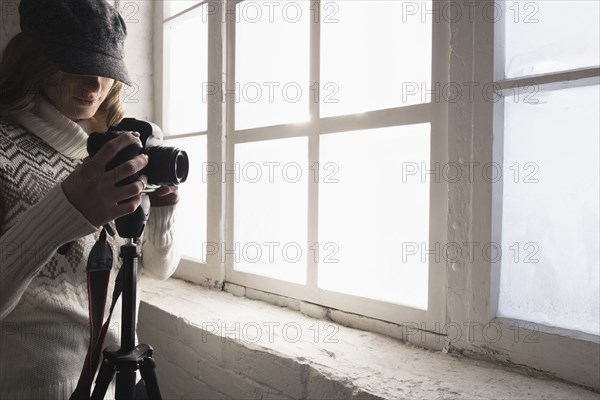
[71,225,124,400]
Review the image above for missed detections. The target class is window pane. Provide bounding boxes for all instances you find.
[498,85,600,335]
[318,124,431,309]
[167,9,208,134]
[235,1,310,130]
[164,135,208,261]
[165,0,203,19]
[321,1,432,117]
[504,1,600,78]
[234,137,308,283]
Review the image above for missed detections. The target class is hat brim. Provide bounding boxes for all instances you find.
[45,43,131,85]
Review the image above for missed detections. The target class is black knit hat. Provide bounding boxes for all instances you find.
[19,0,130,85]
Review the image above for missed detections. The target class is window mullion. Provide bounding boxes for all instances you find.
[306,0,320,295]
[161,18,170,131]
[232,124,312,143]
[495,67,600,94]
[166,131,208,140]
[163,0,210,24]
[224,0,236,283]
[319,104,434,135]
[204,0,228,284]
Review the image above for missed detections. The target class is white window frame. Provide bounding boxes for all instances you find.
[447,0,599,389]
[155,0,600,389]
[222,0,449,329]
[155,1,226,285]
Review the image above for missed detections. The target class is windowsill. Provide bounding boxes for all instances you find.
[138,276,598,399]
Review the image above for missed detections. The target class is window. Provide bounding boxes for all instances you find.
[225,0,447,327]
[157,0,599,388]
[461,0,599,387]
[161,2,209,266]
[495,0,600,336]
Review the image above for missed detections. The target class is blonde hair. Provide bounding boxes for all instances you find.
[0,32,124,127]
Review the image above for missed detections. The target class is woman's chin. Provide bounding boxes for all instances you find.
[66,106,98,122]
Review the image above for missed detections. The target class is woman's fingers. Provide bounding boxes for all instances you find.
[90,131,142,167]
[62,132,150,227]
[110,154,148,185]
[113,195,144,218]
[152,186,176,196]
[149,185,180,207]
[113,175,147,200]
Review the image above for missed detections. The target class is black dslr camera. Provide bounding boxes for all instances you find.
[87,118,189,190]
[87,118,189,238]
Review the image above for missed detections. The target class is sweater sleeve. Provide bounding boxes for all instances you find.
[0,184,98,320]
[140,204,180,280]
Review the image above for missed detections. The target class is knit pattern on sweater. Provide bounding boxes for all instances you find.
[0,118,79,231]
[0,117,124,398]
[0,117,120,309]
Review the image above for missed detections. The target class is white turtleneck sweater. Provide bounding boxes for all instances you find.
[0,99,180,399]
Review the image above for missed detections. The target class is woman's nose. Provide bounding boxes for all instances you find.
[82,77,102,96]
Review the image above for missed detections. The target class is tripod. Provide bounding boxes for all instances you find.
[91,199,162,400]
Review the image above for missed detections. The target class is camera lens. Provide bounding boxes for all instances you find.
[145,146,189,186]
[175,152,188,182]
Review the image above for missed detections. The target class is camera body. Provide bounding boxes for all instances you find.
[87,118,189,191]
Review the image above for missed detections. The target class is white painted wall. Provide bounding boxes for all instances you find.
[118,0,155,121]
[0,0,154,121]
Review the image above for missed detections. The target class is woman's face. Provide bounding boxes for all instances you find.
[43,73,115,121]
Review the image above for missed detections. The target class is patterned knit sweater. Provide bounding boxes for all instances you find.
[0,99,180,399]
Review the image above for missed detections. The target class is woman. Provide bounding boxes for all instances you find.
[0,0,180,398]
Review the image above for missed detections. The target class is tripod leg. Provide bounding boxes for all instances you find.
[139,356,162,400]
[116,362,137,400]
[91,357,116,400]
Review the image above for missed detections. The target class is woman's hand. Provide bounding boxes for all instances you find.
[148,185,180,207]
[61,132,148,227]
